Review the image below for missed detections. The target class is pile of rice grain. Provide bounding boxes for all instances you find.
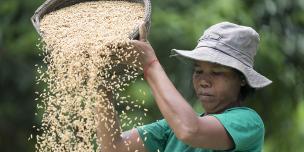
[34,1,147,151]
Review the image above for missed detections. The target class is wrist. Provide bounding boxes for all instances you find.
[143,59,158,79]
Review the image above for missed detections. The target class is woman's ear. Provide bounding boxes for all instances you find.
[240,79,246,87]
[237,72,246,87]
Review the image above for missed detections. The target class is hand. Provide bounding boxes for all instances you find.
[130,23,157,69]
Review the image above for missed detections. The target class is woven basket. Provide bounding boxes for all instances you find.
[31,0,151,40]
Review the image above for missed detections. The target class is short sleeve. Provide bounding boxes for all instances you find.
[137,119,171,152]
[212,108,265,151]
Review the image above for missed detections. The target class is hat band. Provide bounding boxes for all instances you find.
[196,40,254,68]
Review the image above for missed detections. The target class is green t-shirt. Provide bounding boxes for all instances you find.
[137,107,264,152]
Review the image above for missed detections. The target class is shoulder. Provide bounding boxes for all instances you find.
[139,119,170,130]
[137,119,171,139]
[137,119,172,152]
[211,107,265,151]
[213,107,264,127]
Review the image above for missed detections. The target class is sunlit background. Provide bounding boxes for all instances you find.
[1,0,304,151]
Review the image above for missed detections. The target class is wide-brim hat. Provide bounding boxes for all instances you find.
[171,22,272,88]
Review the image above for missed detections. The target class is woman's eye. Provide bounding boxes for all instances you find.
[212,71,222,76]
[194,70,203,74]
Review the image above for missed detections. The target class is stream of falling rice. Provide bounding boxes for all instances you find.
[34,1,148,151]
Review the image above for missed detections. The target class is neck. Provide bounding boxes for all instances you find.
[204,100,243,115]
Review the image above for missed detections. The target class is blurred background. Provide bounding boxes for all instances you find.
[1,0,304,151]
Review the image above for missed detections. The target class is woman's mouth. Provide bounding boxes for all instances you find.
[199,93,213,96]
[198,93,214,102]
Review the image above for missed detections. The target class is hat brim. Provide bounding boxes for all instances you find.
[171,47,272,88]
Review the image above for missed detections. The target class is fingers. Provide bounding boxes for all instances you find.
[130,40,139,47]
[130,38,146,46]
[139,22,147,42]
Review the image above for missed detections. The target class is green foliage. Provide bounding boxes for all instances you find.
[0,0,303,151]
[0,0,44,151]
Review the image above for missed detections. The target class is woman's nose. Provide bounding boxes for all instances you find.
[199,74,212,88]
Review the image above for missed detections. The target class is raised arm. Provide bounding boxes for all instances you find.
[130,24,233,150]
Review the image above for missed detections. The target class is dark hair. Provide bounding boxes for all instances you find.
[234,70,256,101]
[239,84,255,101]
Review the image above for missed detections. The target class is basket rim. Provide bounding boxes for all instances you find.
[31,0,151,39]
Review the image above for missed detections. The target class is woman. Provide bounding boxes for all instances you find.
[97,22,272,152]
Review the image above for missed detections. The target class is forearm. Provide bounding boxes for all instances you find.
[96,93,146,152]
[96,96,123,152]
[145,62,200,138]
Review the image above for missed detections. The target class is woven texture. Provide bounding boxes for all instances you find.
[31,0,151,39]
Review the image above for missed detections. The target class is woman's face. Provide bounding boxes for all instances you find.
[192,61,244,114]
